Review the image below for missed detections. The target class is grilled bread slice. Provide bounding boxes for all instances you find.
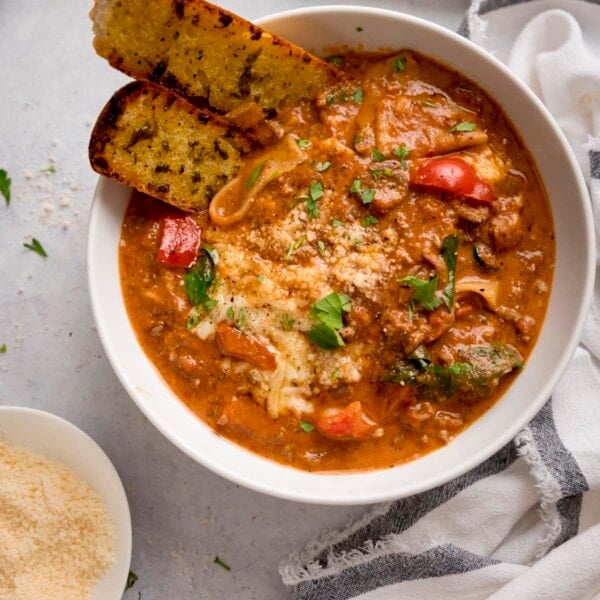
[89,81,254,212]
[90,0,341,115]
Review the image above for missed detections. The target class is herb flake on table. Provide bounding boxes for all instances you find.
[214,556,231,571]
[0,169,11,206]
[23,238,47,257]
[125,569,138,590]
[0,344,6,353]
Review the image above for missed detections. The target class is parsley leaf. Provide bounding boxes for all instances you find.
[421,99,436,107]
[0,169,11,205]
[441,235,458,309]
[226,306,235,321]
[310,292,351,330]
[300,181,322,218]
[361,215,378,227]
[392,56,406,72]
[23,238,47,257]
[306,323,345,350]
[331,219,344,228]
[184,253,216,314]
[349,180,375,205]
[316,161,331,172]
[247,160,267,188]
[281,315,295,331]
[299,421,314,432]
[0,344,6,353]
[401,275,442,311]
[125,570,138,590]
[214,557,231,572]
[371,148,386,162]
[296,138,311,149]
[450,121,477,133]
[393,145,411,169]
[41,164,56,173]
[285,237,305,260]
[352,87,364,103]
[316,240,326,257]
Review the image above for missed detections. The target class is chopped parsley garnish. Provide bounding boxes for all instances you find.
[213,556,231,571]
[226,306,235,320]
[383,168,394,177]
[441,235,458,309]
[184,252,217,315]
[316,161,331,172]
[332,369,341,380]
[326,90,349,105]
[361,215,378,227]
[305,180,324,219]
[310,292,351,330]
[246,160,267,188]
[307,292,351,350]
[307,322,345,350]
[23,238,47,257]
[421,99,436,107]
[393,145,411,169]
[450,121,477,133]
[353,238,362,247]
[296,138,311,149]
[392,56,406,72]
[371,168,382,179]
[349,179,375,205]
[0,344,6,353]
[371,148,386,162]
[0,169,10,206]
[331,219,344,228]
[352,87,364,103]
[400,275,442,311]
[225,305,248,329]
[41,164,56,173]
[125,570,138,590]
[257,274,265,282]
[317,240,326,257]
[285,237,306,261]
[299,421,314,432]
[281,315,295,331]
[186,313,200,329]
[354,135,363,147]
[328,56,344,66]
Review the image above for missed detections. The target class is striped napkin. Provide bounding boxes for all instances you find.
[280,1,600,598]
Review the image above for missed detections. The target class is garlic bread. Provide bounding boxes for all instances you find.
[89,81,253,212]
[91,0,341,114]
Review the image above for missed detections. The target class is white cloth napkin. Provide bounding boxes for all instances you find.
[280,1,600,598]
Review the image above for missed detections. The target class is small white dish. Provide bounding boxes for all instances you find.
[0,406,132,599]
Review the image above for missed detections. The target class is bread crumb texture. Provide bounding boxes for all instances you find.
[0,439,116,600]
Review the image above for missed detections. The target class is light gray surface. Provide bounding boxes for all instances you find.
[0,1,467,598]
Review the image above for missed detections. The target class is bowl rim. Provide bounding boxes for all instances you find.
[0,405,132,596]
[87,5,595,505]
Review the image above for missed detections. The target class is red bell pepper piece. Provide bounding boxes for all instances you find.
[157,214,201,268]
[410,157,494,203]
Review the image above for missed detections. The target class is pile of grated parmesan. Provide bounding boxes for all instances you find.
[0,438,116,600]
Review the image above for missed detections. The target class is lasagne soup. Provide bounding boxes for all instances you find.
[120,51,554,472]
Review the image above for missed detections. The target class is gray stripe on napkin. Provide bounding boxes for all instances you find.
[528,399,588,548]
[290,545,499,600]
[316,441,518,560]
[591,150,600,179]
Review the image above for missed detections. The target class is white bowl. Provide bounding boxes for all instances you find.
[87,6,594,504]
[0,406,132,598]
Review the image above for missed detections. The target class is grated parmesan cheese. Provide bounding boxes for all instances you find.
[0,439,116,600]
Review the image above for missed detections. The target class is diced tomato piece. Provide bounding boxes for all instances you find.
[157,214,202,268]
[315,401,376,441]
[215,322,277,371]
[410,157,494,203]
